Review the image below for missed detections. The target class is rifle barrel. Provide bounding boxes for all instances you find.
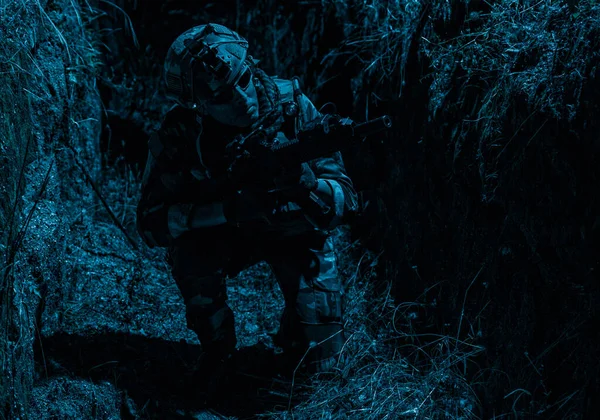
[354,115,392,137]
[272,114,392,165]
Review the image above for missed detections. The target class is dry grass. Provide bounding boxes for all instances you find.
[260,234,481,419]
[324,1,600,417]
[329,0,600,200]
[1,1,43,416]
[420,1,600,204]
[325,0,427,97]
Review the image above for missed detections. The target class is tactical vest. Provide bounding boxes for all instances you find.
[148,77,307,181]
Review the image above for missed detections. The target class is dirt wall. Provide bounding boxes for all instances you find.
[1,0,101,417]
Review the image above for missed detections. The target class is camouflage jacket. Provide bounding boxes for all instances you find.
[136,78,358,248]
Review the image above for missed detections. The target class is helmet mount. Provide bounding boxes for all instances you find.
[164,23,254,109]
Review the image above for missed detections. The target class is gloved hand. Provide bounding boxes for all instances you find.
[274,163,318,199]
[226,138,278,189]
[222,189,274,225]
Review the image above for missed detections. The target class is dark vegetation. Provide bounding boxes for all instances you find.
[2,0,600,418]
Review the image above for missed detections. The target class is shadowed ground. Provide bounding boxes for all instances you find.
[35,332,310,418]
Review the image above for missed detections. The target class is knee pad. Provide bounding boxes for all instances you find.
[175,275,236,354]
[296,248,344,326]
[183,279,228,330]
[297,239,346,371]
[187,302,237,355]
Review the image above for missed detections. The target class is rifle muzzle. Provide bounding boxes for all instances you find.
[354,115,392,137]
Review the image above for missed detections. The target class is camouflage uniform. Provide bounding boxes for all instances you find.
[136,25,358,372]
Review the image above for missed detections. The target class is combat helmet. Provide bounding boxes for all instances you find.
[163,23,254,108]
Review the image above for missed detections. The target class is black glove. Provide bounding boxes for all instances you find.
[274,163,318,199]
[222,189,274,225]
[225,137,278,189]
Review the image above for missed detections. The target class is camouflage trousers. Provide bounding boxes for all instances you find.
[168,227,344,373]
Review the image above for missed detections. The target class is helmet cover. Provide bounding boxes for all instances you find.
[164,23,250,107]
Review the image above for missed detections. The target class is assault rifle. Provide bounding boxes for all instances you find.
[225,114,393,186]
[275,114,392,162]
[173,114,392,204]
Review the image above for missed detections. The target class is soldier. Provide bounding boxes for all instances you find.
[136,23,358,387]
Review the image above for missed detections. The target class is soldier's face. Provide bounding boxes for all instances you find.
[203,69,259,127]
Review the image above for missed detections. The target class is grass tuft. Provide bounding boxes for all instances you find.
[261,233,480,419]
